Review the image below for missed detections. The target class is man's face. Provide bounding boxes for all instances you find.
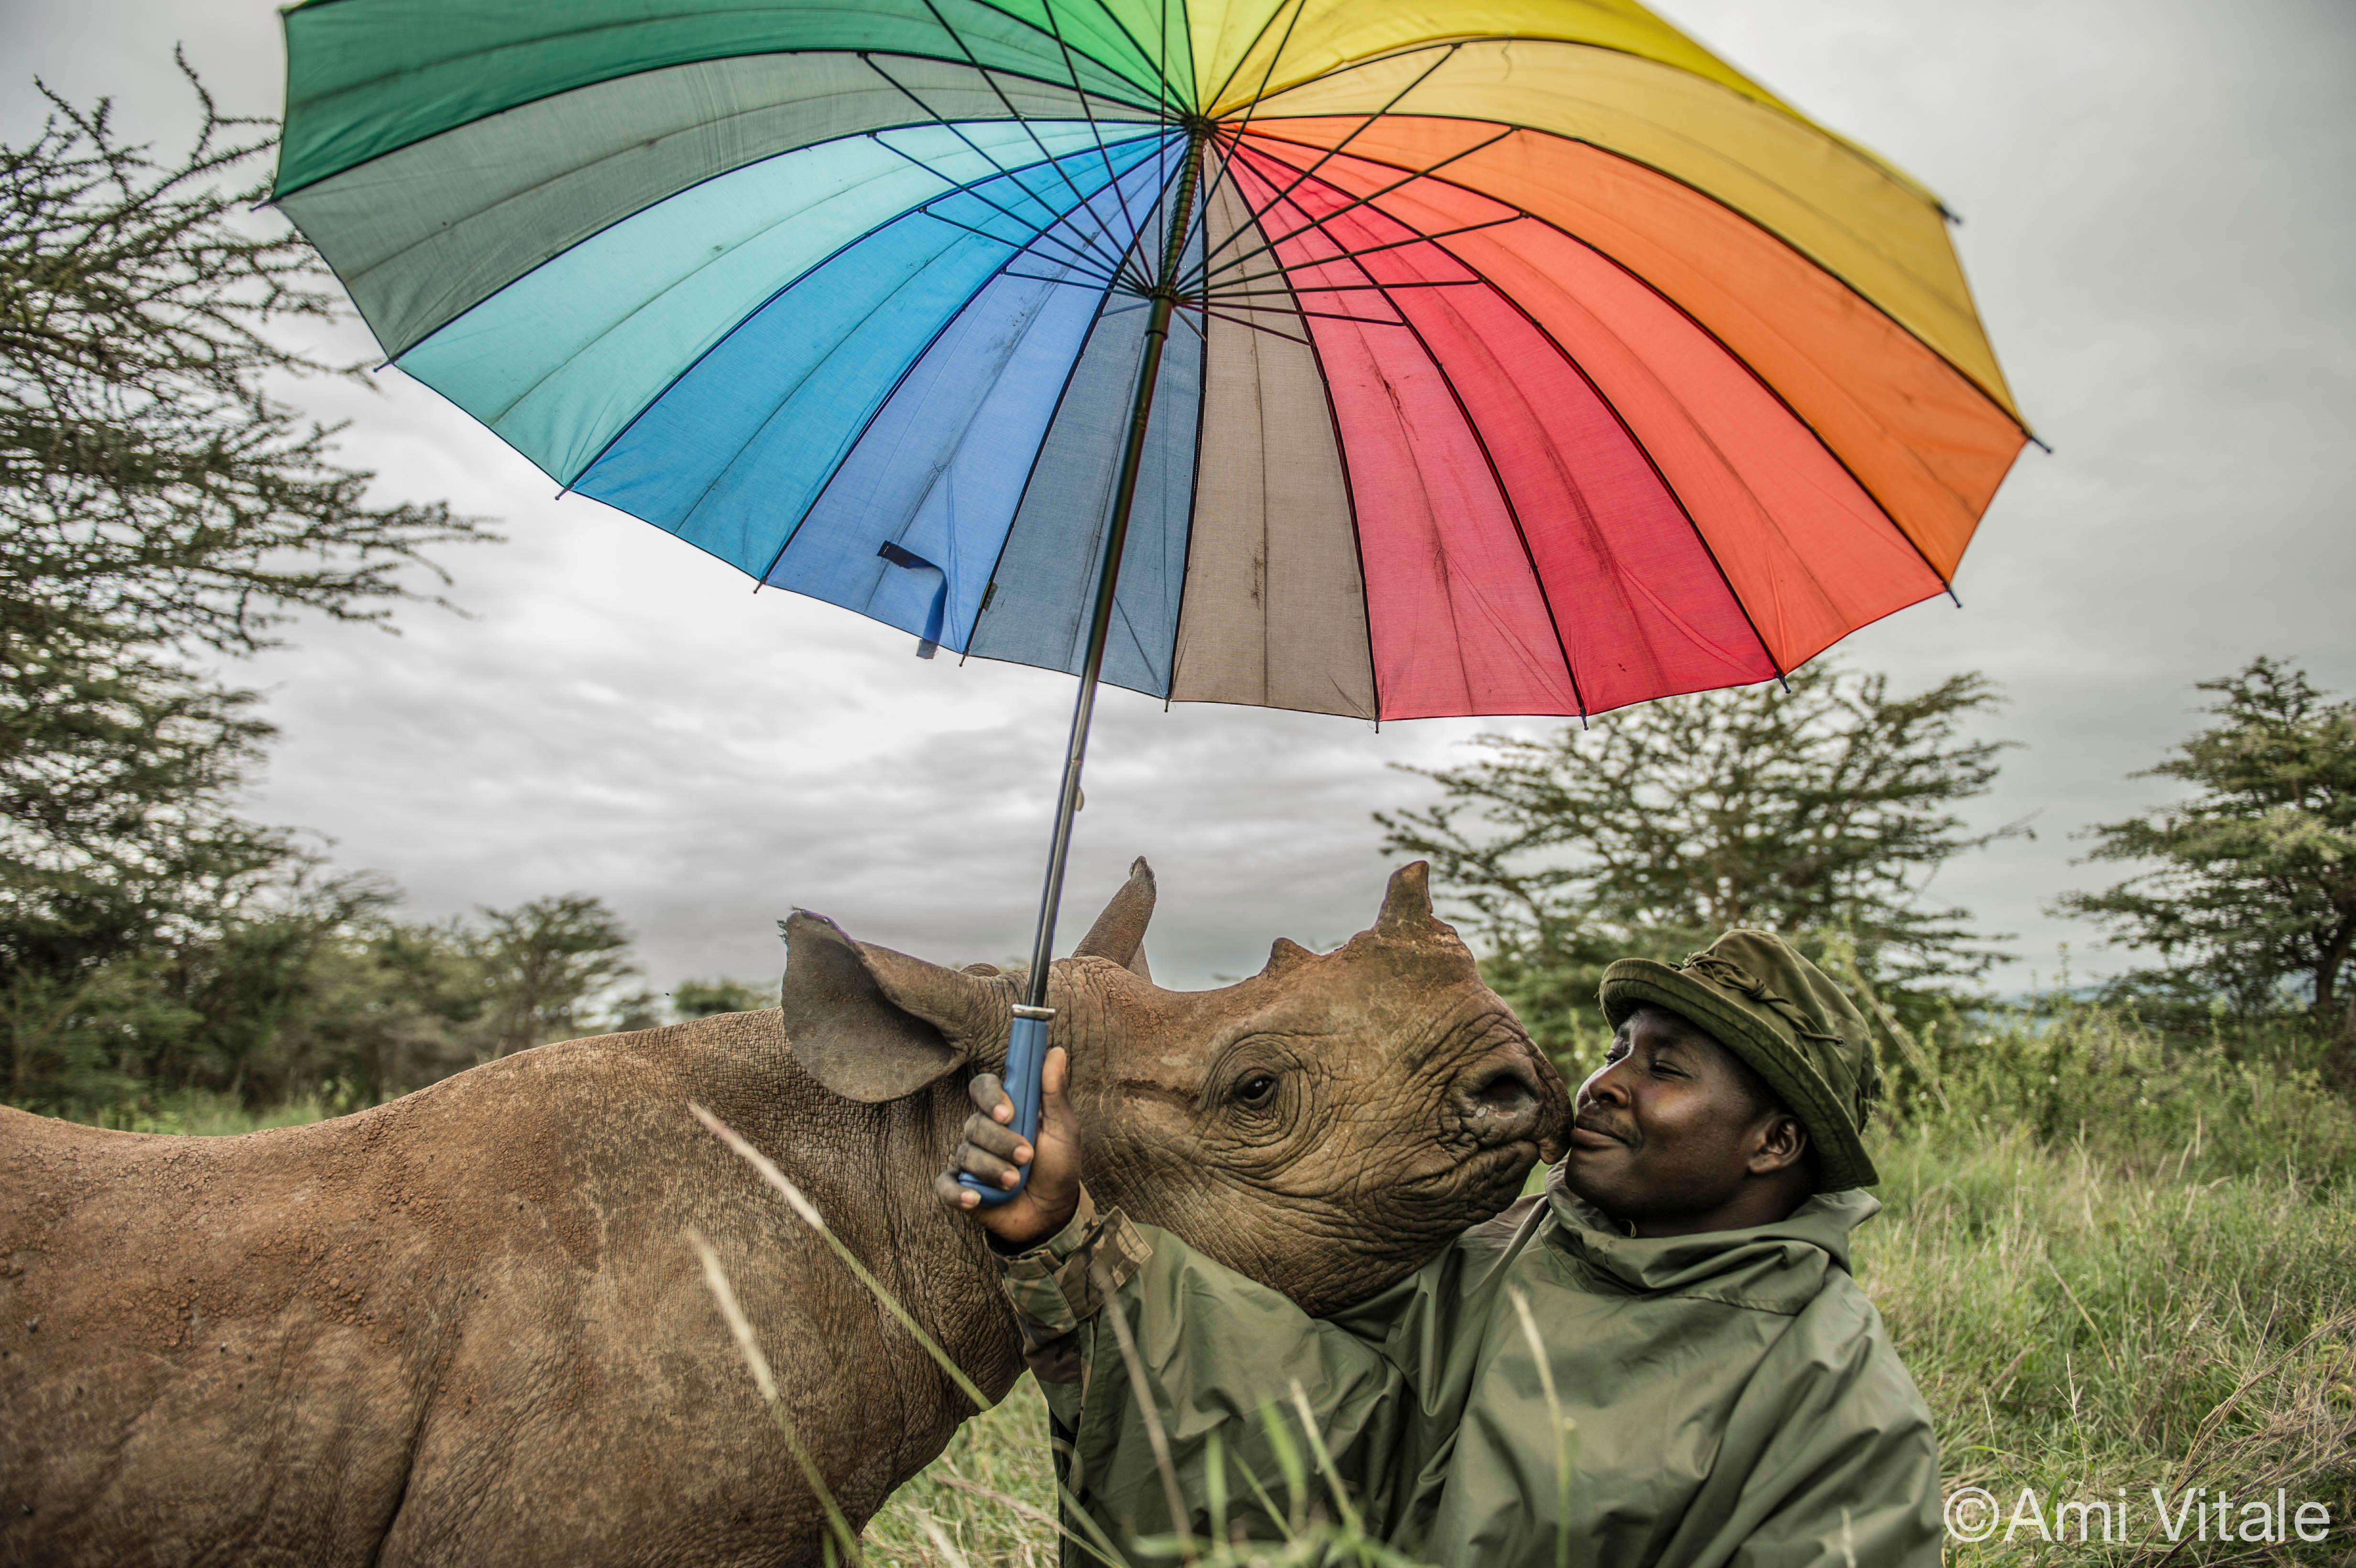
[1561,1005,1800,1230]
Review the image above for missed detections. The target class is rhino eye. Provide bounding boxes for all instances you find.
[1233,1072,1280,1110]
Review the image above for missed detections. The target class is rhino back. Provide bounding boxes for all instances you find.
[1,1009,1017,1568]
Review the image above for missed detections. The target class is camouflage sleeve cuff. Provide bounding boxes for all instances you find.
[996,1187,1153,1339]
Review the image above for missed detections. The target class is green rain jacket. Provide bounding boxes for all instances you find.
[1000,1168,1941,1568]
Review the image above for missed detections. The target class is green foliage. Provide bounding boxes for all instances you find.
[2058,659,2356,1049]
[1865,1011,2356,1565]
[476,894,638,1058]
[1377,663,2022,1060]
[0,59,489,665]
[674,975,779,1018]
[0,62,499,1114]
[607,975,780,1034]
[10,890,651,1119]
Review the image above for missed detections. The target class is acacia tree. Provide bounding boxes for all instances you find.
[1377,664,2021,1052]
[0,62,493,1107]
[477,896,639,1057]
[2059,658,2356,1040]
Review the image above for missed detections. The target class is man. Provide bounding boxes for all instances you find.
[935,930,1942,1567]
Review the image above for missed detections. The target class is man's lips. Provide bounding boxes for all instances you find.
[1568,1116,1632,1150]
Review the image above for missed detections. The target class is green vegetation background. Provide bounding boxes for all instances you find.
[148,997,2356,1568]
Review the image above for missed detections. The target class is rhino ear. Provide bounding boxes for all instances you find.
[779,911,1005,1102]
[1375,860,1441,934]
[1072,857,1156,980]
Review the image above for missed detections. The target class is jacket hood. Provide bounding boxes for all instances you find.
[1542,1166,1881,1313]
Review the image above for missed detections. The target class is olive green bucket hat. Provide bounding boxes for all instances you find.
[1598,931,1885,1191]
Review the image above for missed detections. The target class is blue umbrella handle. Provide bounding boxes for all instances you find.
[959,1013,1049,1206]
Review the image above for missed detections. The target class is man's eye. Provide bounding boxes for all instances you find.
[1233,1073,1280,1109]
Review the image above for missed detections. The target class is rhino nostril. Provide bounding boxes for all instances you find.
[1454,1064,1542,1145]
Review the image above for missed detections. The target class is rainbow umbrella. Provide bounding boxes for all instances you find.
[274,0,2028,1194]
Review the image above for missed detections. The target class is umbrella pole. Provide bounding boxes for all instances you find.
[967,126,1208,1204]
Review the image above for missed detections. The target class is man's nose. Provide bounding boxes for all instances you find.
[1581,1061,1630,1108]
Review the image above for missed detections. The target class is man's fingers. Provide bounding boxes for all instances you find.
[967,1071,1013,1122]
[960,1112,1031,1163]
[954,1143,1024,1188]
[931,1169,981,1209]
[1040,1045,1069,1100]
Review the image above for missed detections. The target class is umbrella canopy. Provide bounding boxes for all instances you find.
[276,0,2029,1202]
[273,0,2028,727]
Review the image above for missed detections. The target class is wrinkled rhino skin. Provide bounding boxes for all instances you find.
[0,861,1565,1567]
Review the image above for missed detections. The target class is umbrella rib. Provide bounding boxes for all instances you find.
[1194,308,1307,344]
[1258,169,1590,717]
[863,125,1129,285]
[909,194,1123,291]
[1041,0,1176,108]
[754,211,1134,601]
[1160,0,1176,124]
[1077,0,1176,128]
[1182,302,1384,340]
[1193,43,1462,275]
[1203,280,1482,299]
[914,0,1145,277]
[1186,294,1408,326]
[1039,3,1153,265]
[1183,0,1312,262]
[962,280,1133,653]
[909,190,1124,288]
[861,55,1134,279]
[1003,268,1134,288]
[1191,129,1514,289]
[1247,133,1970,602]
[1202,217,1518,294]
[1202,0,1309,117]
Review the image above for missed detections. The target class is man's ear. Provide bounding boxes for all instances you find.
[1748,1112,1811,1177]
[778,911,1009,1102]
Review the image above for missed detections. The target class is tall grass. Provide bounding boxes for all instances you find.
[61,1002,2355,1564]
[864,1002,2356,1566]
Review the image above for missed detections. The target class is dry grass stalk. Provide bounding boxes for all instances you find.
[689,1100,990,1411]
[685,1226,865,1565]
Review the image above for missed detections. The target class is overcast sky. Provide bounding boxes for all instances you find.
[5,0,2352,999]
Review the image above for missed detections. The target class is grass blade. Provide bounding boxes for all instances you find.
[686,1226,865,1565]
[1091,1257,1201,1564]
[1509,1286,1577,1568]
[1286,1378,1363,1535]
[690,1100,991,1411]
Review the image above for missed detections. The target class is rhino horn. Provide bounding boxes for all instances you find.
[1072,857,1156,980]
[1263,936,1316,975]
[1374,860,1442,935]
[779,911,1005,1102]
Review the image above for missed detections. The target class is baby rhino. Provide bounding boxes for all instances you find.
[1,860,1566,1567]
